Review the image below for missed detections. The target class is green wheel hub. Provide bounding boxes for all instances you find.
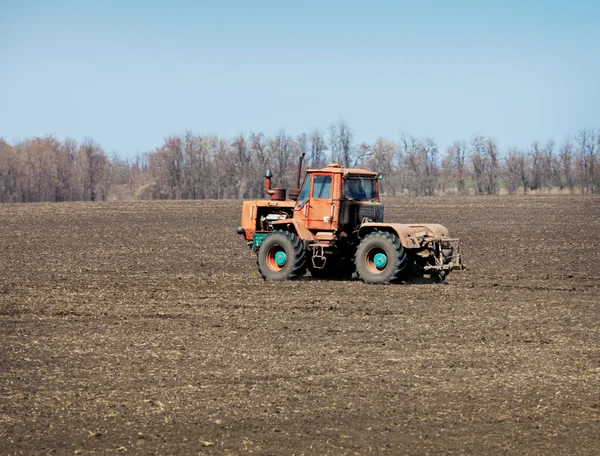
[274,251,287,267]
[373,253,387,269]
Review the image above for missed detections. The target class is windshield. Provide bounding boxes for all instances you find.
[296,175,310,208]
[344,177,376,200]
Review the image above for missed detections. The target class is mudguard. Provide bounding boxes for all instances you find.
[270,218,316,242]
[358,223,450,249]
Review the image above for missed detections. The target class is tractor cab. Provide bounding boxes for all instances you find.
[292,164,384,233]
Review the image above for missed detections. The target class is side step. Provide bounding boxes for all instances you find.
[315,232,335,241]
[308,242,330,269]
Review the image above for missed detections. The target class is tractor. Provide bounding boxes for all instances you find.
[236,157,463,284]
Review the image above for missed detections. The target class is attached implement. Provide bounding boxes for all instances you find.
[237,158,464,284]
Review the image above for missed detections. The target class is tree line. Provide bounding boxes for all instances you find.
[1,121,598,203]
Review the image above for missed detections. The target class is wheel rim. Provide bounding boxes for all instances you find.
[274,251,287,266]
[373,253,387,268]
[266,245,286,271]
[366,247,388,273]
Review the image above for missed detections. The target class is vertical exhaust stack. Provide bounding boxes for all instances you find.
[296,152,305,188]
[263,153,305,201]
[264,169,286,201]
[287,152,305,201]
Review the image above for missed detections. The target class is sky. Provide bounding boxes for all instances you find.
[1,0,599,159]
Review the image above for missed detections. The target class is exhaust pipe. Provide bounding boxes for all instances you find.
[296,152,305,189]
[264,169,276,196]
[263,152,305,201]
[264,169,285,200]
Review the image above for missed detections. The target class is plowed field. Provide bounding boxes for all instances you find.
[1,196,599,455]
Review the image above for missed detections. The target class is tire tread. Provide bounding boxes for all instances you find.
[257,230,306,280]
[354,231,407,284]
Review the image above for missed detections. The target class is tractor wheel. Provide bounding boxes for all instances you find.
[257,231,306,280]
[354,231,407,284]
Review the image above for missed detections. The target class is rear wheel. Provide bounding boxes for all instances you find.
[355,232,407,284]
[257,231,306,280]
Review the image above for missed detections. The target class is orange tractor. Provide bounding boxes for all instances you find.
[237,158,463,283]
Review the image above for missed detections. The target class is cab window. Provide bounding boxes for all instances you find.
[312,175,332,199]
[296,175,311,208]
[345,177,376,200]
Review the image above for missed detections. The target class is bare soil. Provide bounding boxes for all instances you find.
[1,196,599,455]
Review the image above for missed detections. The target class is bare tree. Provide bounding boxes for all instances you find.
[528,141,544,191]
[399,134,420,196]
[297,132,308,161]
[367,138,396,195]
[249,132,268,197]
[353,142,372,168]
[470,136,487,195]
[505,147,528,194]
[398,135,438,196]
[268,129,292,187]
[559,138,575,191]
[329,119,354,167]
[444,140,468,194]
[150,136,185,199]
[421,137,439,196]
[59,138,78,201]
[0,139,22,202]
[231,133,251,198]
[540,139,560,189]
[484,137,499,194]
[309,130,328,168]
[182,131,209,199]
[79,138,109,201]
[575,128,598,193]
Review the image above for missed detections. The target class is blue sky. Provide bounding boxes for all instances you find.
[1,0,599,158]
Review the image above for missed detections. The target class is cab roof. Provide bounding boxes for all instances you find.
[306,163,377,177]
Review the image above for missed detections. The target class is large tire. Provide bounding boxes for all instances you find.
[257,231,306,280]
[354,231,407,284]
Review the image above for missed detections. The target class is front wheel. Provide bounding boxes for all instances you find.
[257,231,306,280]
[354,232,407,284]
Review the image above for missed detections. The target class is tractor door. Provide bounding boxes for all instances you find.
[307,173,333,230]
[294,173,334,231]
